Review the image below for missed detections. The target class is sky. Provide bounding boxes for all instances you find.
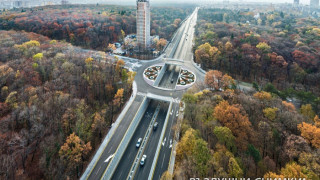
[89,0,312,5]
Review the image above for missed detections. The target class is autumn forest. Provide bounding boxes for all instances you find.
[0,2,320,180]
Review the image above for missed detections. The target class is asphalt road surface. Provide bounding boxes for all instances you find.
[83,8,202,180]
[112,100,169,180]
[158,65,180,89]
[152,103,180,180]
[133,102,170,180]
[87,95,144,180]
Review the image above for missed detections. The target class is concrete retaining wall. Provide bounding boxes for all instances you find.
[153,63,168,87]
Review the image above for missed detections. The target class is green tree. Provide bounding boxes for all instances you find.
[213,126,236,152]
[247,144,261,163]
[194,138,211,177]
[182,93,198,103]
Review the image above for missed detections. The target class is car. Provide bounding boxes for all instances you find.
[176,111,179,117]
[140,155,147,166]
[136,138,142,148]
[171,79,174,83]
[153,122,158,130]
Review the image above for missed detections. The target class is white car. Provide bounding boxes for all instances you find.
[140,155,147,166]
[136,138,142,148]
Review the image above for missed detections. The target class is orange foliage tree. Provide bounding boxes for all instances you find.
[297,122,320,148]
[213,100,254,150]
[205,70,222,90]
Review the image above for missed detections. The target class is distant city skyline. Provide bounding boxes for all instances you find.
[88,0,315,5]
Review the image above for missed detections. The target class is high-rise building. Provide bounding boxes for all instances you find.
[310,0,319,9]
[61,0,68,5]
[136,0,150,49]
[294,0,299,5]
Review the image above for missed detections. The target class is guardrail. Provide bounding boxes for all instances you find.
[100,96,150,180]
[81,81,138,180]
[148,100,173,180]
[167,104,185,175]
[127,104,161,180]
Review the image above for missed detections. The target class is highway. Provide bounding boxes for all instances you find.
[86,95,145,180]
[111,100,169,180]
[158,65,180,89]
[82,7,202,180]
[152,8,199,180]
[133,102,170,180]
[152,103,180,180]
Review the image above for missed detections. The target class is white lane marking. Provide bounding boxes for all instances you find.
[162,137,166,146]
[96,166,102,175]
[104,154,114,163]
[107,146,113,153]
[161,154,166,168]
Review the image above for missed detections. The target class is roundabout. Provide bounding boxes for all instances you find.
[142,63,196,91]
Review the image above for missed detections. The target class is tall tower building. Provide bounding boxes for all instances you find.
[310,0,319,9]
[136,0,150,49]
[294,0,299,5]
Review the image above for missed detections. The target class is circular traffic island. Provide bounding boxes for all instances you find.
[176,68,196,90]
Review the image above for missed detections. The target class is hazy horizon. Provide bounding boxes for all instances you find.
[76,0,313,6]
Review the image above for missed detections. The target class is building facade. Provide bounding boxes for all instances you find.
[310,0,319,9]
[136,0,150,49]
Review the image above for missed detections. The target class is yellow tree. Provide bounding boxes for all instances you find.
[113,88,124,109]
[156,38,167,51]
[298,122,320,148]
[256,42,271,53]
[253,91,272,101]
[264,162,308,179]
[33,53,43,61]
[263,107,279,121]
[176,128,197,163]
[59,133,92,173]
[115,59,125,73]
[314,115,320,128]
[225,41,233,52]
[300,104,315,120]
[127,71,137,85]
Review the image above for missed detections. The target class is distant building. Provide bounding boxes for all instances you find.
[61,0,68,5]
[136,0,150,49]
[310,0,319,9]
[294,0,299,5]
